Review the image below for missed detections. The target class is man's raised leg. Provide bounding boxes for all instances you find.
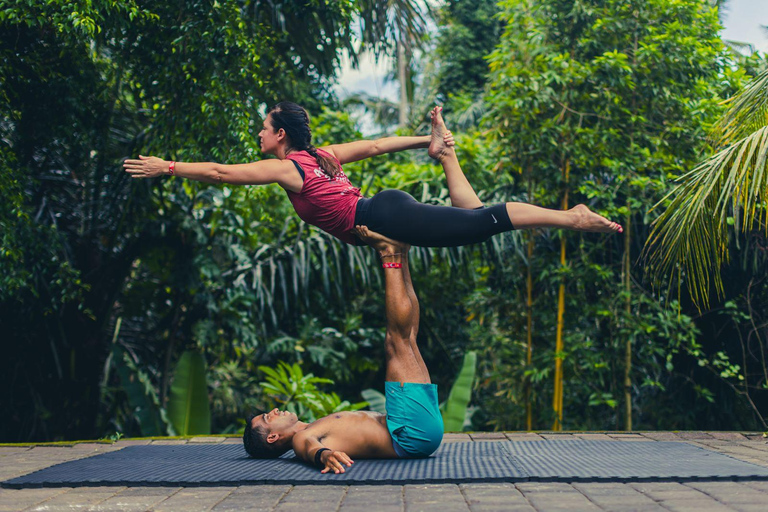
[354,226,429,384]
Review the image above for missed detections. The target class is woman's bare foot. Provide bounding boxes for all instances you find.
[570,204,623,233]
[428,106,454,161]
[353,225,410,255]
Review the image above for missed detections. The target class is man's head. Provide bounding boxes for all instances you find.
[242,408,299,458]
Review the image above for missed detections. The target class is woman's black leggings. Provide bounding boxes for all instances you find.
[353,189,515,248]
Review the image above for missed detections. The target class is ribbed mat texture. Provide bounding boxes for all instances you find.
[4,440,768,488]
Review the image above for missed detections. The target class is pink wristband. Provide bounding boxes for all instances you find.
[382,262,402,269]
[168,161,176,175]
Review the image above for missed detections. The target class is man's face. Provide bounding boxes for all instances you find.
[251,408,298,443]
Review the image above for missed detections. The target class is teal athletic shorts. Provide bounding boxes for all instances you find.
[385,381,444,458]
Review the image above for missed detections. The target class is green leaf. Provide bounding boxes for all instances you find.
[168,351,211,436]
[113,346,173,437]
[441,351,477,432]
[361,388,387,414]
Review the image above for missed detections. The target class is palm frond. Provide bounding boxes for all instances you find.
[355,0,432,59]
[645,124,768,307]
[712,68,768,147]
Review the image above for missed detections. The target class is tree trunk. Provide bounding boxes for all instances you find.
[398,44,409,128]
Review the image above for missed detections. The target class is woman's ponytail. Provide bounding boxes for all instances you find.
[267,102,341,178]
[305,145,341,178]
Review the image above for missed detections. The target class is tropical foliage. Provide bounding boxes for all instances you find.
[1,0,766,442]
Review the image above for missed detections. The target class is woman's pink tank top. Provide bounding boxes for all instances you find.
[285,149,362,245]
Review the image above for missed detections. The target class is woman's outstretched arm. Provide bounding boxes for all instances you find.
[123,155,300,189]
[320,136,431,165]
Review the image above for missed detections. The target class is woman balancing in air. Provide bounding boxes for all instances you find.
[123,103,622,247]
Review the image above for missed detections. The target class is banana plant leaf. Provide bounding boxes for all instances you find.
[168,351,211,436]
[441,351,477,432]
[361,388,387,414]
[113,345,174,436]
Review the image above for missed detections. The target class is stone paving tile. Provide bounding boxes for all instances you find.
[517,482,601,511]
[537,433,575,440]
[459,483,535,512]
[0,448,32,457]
[151,439,188,445]
[572,433,615,441]
[152,487,236,512]
[87,486,181,511]
[675,431,715,440]
[25,486,125,511]
[505,433,544,441]
[740,481,768,493]
[212,485,291,511]
[189,437,226,444]
[273,485,348,512]
[661,499,736,512]
[685,482,768,505]
[442,434,471,443]
[405,484,469,512]
[709,433,750,441]
[221,438,243,445]
[640,432,683,441]
[629,481,714,502]
[468,433,506,441]
[0,487,70,512]
[114,439,153,447]
[607,434,650,441]
[340,485,402,512]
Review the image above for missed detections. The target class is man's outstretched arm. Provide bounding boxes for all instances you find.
[293,431,354,474]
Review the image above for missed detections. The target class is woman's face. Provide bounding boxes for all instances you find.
[259,115,281,155]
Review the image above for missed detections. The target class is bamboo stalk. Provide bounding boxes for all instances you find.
[526,176,535,430]
[624,203,632,431]
[553,160,570,430]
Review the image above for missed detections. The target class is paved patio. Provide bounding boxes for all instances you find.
[1,431,767,512]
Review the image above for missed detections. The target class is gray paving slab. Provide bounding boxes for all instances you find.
[152,487,236,512]
[25,486,125,512]
[459,483,534,512]
[685,481,768,503]
[659,499,736,512]
[405,484,469,512]
[212,485,291,511]
[340,485,403,510]
[87,486,181,511]
[0,487,69,512]
[517,482,602,512]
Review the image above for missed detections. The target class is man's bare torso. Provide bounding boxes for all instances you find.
[295,410,398,459]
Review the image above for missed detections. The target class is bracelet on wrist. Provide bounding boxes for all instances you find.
[168,161,176,175]
[314,447,330,467]
[382,262,403,269]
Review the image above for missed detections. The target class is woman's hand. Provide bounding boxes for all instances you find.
[123,155,170,178]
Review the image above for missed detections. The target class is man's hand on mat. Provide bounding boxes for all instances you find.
[320,450,354,474]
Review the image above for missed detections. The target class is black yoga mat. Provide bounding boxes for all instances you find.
[4,440,768,488]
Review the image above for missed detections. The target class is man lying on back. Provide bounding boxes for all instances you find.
[243,226,443,473]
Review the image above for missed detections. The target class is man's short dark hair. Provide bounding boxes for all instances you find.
[243,413,290,458]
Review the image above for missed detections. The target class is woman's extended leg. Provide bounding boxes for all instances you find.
[506,203,622,232]
[428,107,484,210]
[426,107,621,234]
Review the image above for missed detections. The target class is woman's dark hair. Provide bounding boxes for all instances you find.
[267,101,341,177]
[243,413,290,458]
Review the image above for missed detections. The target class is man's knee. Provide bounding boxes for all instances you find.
[385,331,411,355]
